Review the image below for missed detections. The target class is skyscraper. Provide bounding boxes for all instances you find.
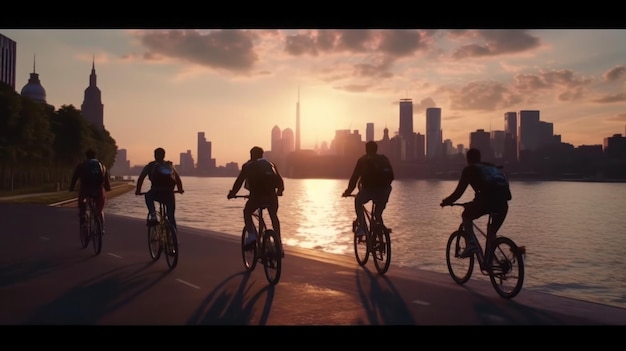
[81,58,104,129]
[399,98,413,140]
[366,122,374,141]
[197,132,214,175]
[0,33,16,90]
[296,87,301,151]
[504,111,518,161]
[271,125,282,154]
[426,107,442,159]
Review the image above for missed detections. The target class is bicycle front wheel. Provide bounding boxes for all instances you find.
[262,230,282,285]
[148,224,162,261]
[80,218,89,249]
[372,224,391,275]
[164,224,179,269]
[489,236,524,299]
[241,227,257,271]
[353,220,369,266]
[92,214,103,255]
[446,230,474,284]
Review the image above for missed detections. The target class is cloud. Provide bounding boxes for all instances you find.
[450,30,541,59]
[413,98,437,113]
[603,65,626,81]
[283,30,430,58]
[445,80,522,111]
[513,69,593,102]
[134,30,259,73]
[605,113,626,122]
[591,93,626,103]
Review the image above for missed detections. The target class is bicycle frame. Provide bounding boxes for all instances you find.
[458,218,491,272]
[354,197,390,239]
[452,203,497,273]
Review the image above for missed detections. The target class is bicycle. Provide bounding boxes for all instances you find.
[140,191,182,270]
[345,194,392,275]
[232,195,282,285]
[79,195,103,256]
[443,202,525,299]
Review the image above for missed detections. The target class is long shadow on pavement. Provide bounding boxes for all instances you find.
[0,252,93,289]
[186,271,275,325]
[459,281,576,325]
[23,261,169,324]
[354,267,416,325]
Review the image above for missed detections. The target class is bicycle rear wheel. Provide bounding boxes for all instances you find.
[241,227,257,271]
[262,229,282,285]
[148,224,162,261]
[164,224,179,269]
[80,214,89,248]
[353,220,369,266]
[372,224,391,275]
[446,230,474,284]
[489,236,524,299]
[92,214,103,255]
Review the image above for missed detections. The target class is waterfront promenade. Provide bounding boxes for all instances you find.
[1,202,625,326]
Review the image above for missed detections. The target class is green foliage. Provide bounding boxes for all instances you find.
[0,83,118,190]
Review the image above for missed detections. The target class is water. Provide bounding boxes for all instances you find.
[106,177,626,309]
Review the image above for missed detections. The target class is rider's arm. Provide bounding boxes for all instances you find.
[229,167,248,196]
[173,168,184,193]
[274,164,285,196]
[442,167,471,205]
[69,163,81,191]
[344,158,362,195]
[135,164,150,194]
[103,165,112,191]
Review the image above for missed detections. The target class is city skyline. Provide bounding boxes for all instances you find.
[2,29,626,166]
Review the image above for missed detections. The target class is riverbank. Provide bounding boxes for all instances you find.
[0,182,136,205]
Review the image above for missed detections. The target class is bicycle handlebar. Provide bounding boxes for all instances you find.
[231,195,250,199]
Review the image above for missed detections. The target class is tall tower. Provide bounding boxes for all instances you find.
[426,107,442,159]
[20,54,47,103]
[399,98,413,140]
[81,57,104,129]
[271,125,282,154]
[0,33,17,90]
[504,111,518,162]
[366,122,374,141]
[296,86,301,151]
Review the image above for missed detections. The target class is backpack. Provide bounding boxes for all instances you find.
[83,159,104,186]
[361,154,394,188]
[245,158,281,193]
[149,161,177,189]
[478,163,512,200]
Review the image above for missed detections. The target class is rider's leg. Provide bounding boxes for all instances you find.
[163,192,177,231]
[144,190,157,225]
[460,202,487,257]
[94,188,106,233]
[354,190,371,235]
[77,190,87,225]
[243,198,259,244]
[267,195,283,257]
[372,186,392,226]
[486,202,509,264]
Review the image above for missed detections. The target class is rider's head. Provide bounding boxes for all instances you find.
[85,148,96,159]
[154,147,166,162]
[250,146,264,160]
[466,148,481,165]
[365,140,378,155]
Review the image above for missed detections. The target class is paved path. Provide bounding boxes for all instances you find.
[1,203,625,326]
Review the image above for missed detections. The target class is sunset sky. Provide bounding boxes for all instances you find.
[2,29,626,167]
